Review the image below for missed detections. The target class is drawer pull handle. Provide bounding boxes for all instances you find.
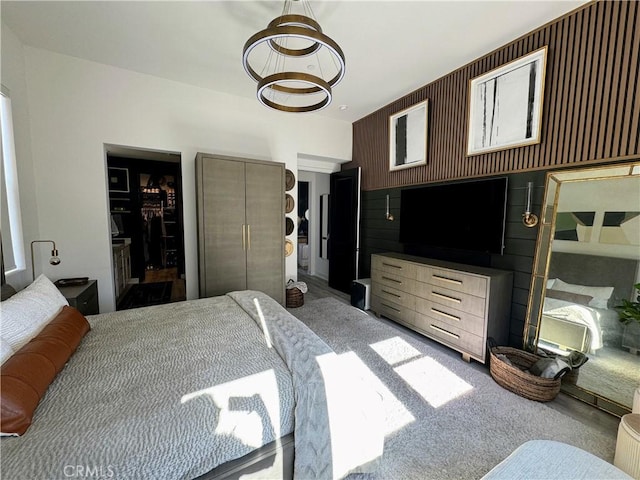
[382,289,401,298]
[381,303,401,312]
[430,324,459,339]
[382,262,402,269]
[431,308,460,322]
[382,276,402,284]
[433,274,462,285]
[432,291,461,303]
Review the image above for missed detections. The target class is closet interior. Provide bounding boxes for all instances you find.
[107,151,186,309]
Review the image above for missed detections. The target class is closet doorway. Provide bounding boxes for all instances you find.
[106,146,186,310]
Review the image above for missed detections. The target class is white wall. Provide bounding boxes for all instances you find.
[6,31,351,312]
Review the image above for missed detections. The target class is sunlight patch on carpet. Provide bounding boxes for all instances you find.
[394,357,473,408]
[332,351,415,436]
[370,336,422,366]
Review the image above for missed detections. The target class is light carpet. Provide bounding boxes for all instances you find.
[290,297,617,480]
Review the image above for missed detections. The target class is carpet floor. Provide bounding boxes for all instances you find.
[290,297,617,480]
[117,281,173,310]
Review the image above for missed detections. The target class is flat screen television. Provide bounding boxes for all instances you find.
[399,177,508,255]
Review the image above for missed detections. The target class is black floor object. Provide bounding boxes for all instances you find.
[117,281,173,310]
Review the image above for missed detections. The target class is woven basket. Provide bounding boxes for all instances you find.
[488,344,561,402]
[286,287,304,308]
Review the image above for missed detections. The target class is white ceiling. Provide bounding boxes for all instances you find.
[1,0,589,123]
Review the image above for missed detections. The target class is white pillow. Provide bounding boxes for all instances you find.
[546,278,557,290]
[0,274,69,351]
[552,278,614,309]
[0,338,14,365]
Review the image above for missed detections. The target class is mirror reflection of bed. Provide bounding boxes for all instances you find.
[539,252,640,409]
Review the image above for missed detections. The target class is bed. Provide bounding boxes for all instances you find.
[539,252,637,354]
[540,294,618,354]
[0,275,384,479]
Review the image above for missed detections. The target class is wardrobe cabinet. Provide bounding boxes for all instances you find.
[196,154,285,304]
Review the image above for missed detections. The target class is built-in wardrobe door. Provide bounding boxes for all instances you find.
[245,162,285,303]
[196,153,285,304]
[197,156,247,297]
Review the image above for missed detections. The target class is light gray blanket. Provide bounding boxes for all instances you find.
[229,292,383,479]
[1,291,383,479]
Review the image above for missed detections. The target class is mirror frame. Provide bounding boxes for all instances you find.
[523,160,640,416]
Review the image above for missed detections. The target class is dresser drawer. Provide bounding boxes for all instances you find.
[413,313,484,358]
[371,295,416,326]
[372,255,417,280]
[372,268,418,294]
[417,266,487,298]
[372,283,416,311]
[418,283,486,316]
[415,297,485,337]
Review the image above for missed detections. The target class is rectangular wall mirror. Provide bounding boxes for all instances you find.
[524,161,640,416]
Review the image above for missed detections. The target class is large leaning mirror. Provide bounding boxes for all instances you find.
[524,161,640,416]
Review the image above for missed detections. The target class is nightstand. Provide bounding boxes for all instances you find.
[57,280,99,315]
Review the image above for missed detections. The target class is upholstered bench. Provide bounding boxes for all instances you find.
[481,440,632,479]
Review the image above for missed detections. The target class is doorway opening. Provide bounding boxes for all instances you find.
[296,170,331,281]
[106,146,186,310]
[297,181,310,274]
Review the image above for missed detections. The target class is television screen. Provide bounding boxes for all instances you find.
[399,177,508,254]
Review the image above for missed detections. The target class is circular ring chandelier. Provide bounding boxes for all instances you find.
[242,4,345,113]
[258,72,332,113]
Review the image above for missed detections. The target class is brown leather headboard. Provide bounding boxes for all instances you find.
[548,252,638,304]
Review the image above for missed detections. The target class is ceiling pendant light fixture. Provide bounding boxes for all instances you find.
[242,0,346,113]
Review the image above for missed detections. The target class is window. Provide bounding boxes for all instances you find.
[1,86,25,273]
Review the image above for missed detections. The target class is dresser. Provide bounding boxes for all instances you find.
[371,253,513,363]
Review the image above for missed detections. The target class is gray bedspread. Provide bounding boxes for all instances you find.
[1,291,383,479]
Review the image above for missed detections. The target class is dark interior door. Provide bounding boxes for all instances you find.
[328,167,361,293]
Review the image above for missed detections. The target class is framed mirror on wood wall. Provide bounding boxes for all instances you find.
[524,160,640,417]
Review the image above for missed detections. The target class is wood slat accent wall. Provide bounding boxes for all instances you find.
[347,1,639,191]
